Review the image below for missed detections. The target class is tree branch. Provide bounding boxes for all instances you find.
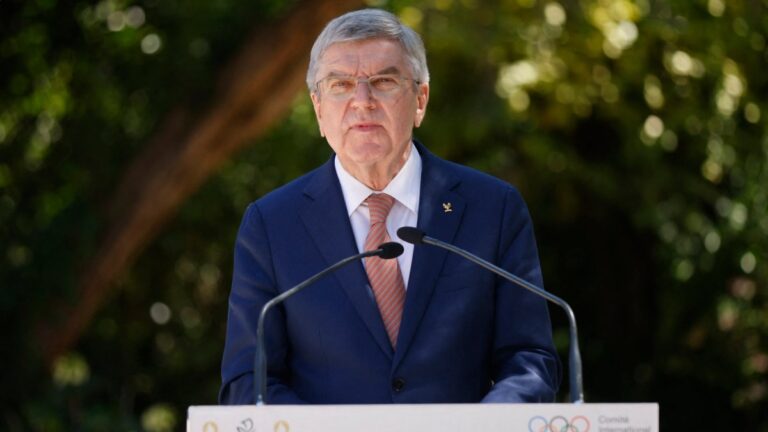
[38,0,365,364]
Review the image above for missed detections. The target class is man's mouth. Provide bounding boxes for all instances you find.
[350,122,381,131]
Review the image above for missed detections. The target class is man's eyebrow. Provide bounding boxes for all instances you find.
[321,66,402,78]
[376,66,401,75]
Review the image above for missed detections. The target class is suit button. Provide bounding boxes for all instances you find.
[392,377,406,392]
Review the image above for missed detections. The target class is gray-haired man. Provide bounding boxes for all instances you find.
[220,8,560,404]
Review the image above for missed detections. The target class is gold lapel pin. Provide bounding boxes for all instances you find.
[442,202,453,213]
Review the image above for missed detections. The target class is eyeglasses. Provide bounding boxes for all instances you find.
[314,74,420,101]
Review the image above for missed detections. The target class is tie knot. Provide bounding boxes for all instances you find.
[365,193,395,224]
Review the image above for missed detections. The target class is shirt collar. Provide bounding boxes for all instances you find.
[335,141,422,216]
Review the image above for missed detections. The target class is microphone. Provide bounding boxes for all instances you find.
[254,242,404,405]
[397,227,584,403]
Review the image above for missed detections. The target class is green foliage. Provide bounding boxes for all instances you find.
[2,0,767,430]
[404,0,768,428]
[1,0,313,428]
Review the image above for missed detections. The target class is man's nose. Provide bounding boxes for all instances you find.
[350,80,375,104]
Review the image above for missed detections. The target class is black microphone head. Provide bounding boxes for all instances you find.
[377,242,404,259]
[397,227,425,245]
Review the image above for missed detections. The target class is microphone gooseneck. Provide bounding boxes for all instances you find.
[254,242,403,405]
[396,227,584,404]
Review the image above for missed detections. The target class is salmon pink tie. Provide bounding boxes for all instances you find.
[364,193,406,348]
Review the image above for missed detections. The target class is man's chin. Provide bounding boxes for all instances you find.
[347,143,389,163]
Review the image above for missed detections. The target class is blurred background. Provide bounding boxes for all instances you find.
[1,0,766,430]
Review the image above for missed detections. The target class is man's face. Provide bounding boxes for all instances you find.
[311,39,429,173]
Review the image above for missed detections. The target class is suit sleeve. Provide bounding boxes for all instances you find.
[481,187,562,403]
[219,203,306,405]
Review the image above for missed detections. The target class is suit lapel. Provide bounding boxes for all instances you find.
[299,158,394,359]
[393,143,465,367]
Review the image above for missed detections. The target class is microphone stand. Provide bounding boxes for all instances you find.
[254,243,403,405]
[398,228,584,403]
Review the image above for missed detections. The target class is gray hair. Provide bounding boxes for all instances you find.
[306,8,430,91]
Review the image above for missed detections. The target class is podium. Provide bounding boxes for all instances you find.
[187,403,659,431]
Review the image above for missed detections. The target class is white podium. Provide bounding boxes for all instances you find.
[188,403,658,431]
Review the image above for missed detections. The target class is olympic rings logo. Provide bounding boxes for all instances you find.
[528,415,590,432]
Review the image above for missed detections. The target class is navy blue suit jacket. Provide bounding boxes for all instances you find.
[220,142,560,404]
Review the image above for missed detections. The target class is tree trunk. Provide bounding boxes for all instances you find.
[37,0,365,365]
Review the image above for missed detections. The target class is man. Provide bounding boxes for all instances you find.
[220,8,560,404]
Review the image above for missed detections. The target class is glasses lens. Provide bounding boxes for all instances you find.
[323,77,356,96]
[369,75,402,93]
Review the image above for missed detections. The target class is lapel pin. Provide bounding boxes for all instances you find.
[442,202,453,213]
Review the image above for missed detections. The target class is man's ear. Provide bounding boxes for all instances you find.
[311,92,325,137]
[414,83,429,128]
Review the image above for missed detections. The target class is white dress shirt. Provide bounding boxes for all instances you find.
[334,142,421,288]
